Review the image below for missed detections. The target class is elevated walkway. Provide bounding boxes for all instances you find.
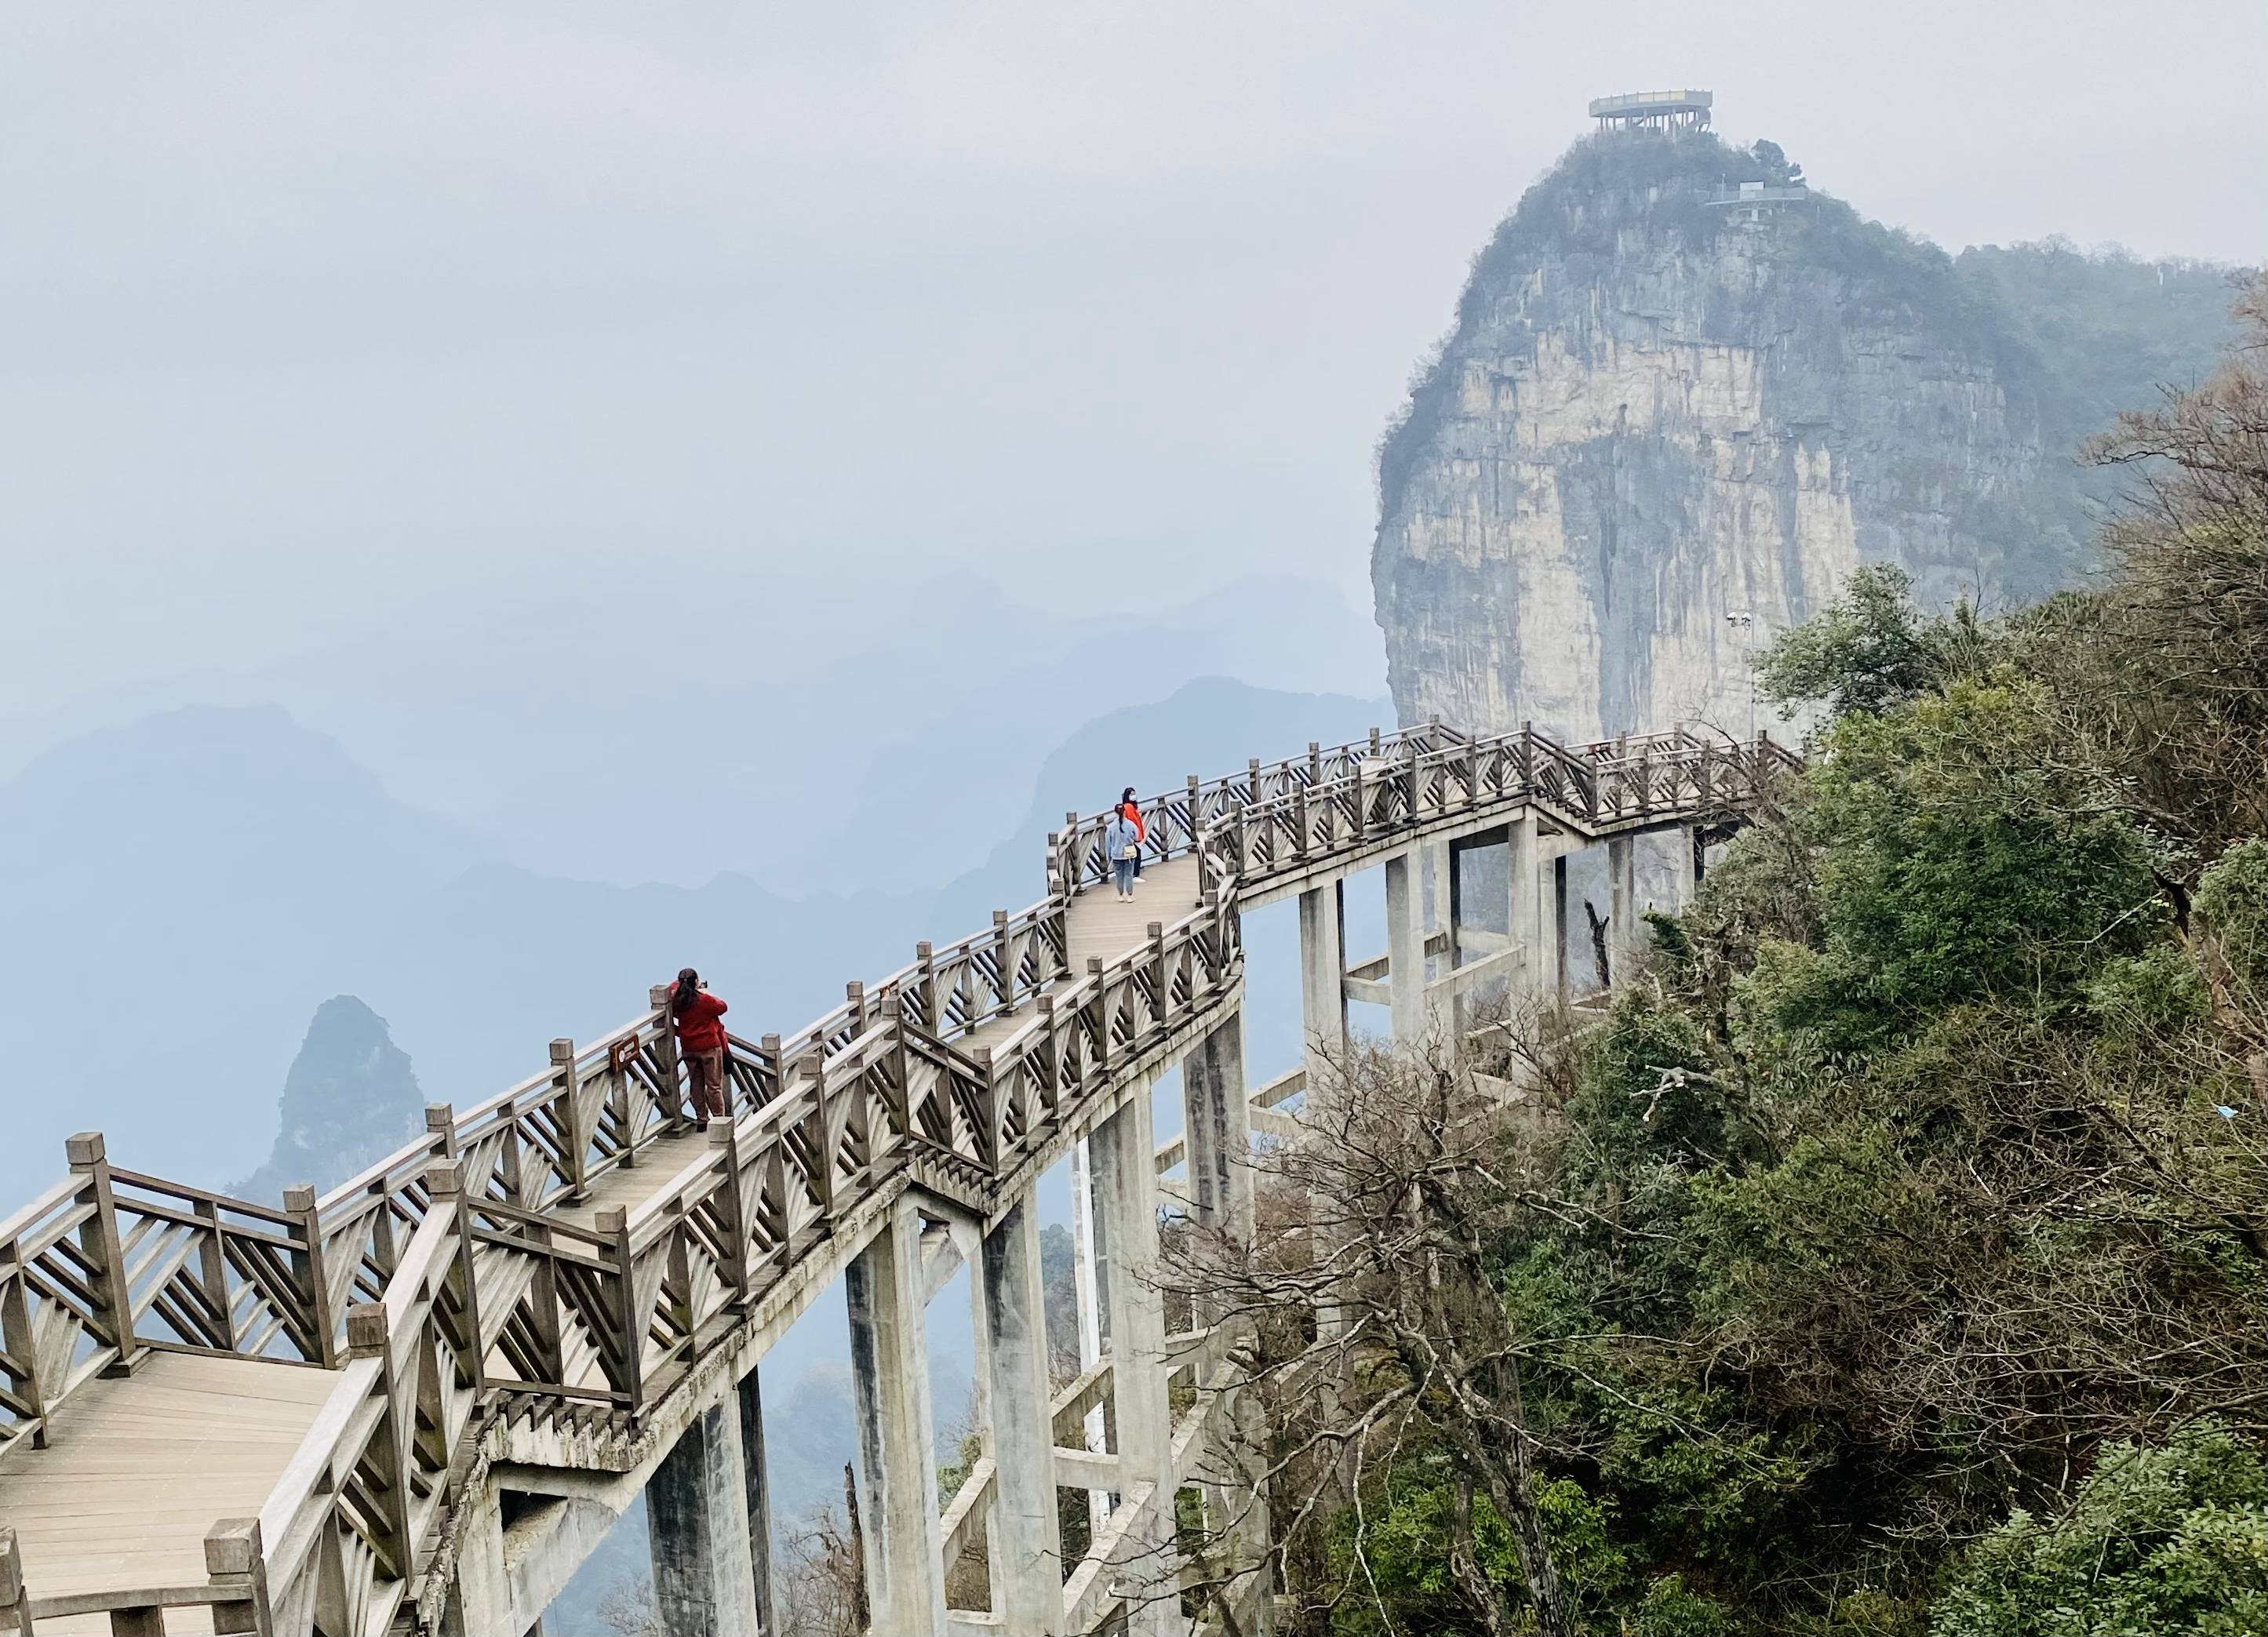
[0,720,1795,1635]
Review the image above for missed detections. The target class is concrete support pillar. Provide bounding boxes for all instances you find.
[1069,1137,1109,1532]
[1670,826,1701,911]
[737,1372,777,1637]
[1508,813,1542,1005]
[1185,1013,1272,1628]
[1298,879,1347,1095]
[1181,1011,1254,1246]
[981,1195,1063,1634]
[1424,839,1454,966]
[1091,1082,1176,1635]
[439,1491,515,1637]
[646,1398,763,1637]
[1384,847,1429,1046]
[846,1199,947,1637]
[1607,835,1639,984]
[1552,855,1570,1005]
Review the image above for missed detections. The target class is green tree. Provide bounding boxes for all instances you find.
[1931,1423,2268,1636]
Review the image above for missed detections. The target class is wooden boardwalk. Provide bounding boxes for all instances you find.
[548,855,1205,1233]
[0,1352,337,1634]
[0,722,1793,1634]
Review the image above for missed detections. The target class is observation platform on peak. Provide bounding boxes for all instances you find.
[0,719,1796,1637]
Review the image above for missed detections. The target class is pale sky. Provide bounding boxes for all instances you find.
[5,1,2263,720]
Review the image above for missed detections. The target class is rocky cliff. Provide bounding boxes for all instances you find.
[1371,127,2238,740]
[233,995,424,1202]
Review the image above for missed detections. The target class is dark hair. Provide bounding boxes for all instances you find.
[672,966,699,1017]
[1120,787,1137,805]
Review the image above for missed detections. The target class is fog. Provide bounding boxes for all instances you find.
[7,0,2263,729]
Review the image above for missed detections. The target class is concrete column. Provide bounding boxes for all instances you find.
[737,1372,777,1637]
[1091,1082,1176,1635]
[1670,826,1700,911]
[1185,1012,1272,1627]
[846,1199,948,1637]
[1181,1012,1253,1246]
[1509,813,1542,1004]
[1298,879,1347,1095]
[1384,847,1429,1045]
[646,1399,762,1637]
[439,1491,515,1637]
[1069,1137,1109,1533]
[1607,835,1639,984]
[981,1196,1064,1633]
[1551,855,1570,1005]
[1424,839,1454,967]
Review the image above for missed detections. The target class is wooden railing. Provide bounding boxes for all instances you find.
[0,719,1794,1633]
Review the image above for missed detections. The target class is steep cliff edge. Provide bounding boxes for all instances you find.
[1371,128,2238,740]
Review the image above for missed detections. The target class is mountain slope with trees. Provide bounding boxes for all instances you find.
[1193,279,2266,1636]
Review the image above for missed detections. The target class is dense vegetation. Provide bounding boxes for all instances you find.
[1334,285,2268,1634]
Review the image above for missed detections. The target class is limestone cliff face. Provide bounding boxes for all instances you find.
[1373,131,2062,740]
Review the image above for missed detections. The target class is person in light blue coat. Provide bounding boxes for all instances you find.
[1104,809,1141,900]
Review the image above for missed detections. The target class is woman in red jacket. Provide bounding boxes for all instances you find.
[668,966,730,1130]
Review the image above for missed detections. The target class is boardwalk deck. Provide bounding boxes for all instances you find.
[544,855,1207,1233]
[0,1351,337,1634]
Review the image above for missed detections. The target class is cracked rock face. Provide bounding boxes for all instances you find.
[1373,130,2066,743]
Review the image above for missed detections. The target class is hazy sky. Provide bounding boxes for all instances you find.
[6,1,2263,719]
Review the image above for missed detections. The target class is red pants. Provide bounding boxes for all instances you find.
[687,1048,728,1122]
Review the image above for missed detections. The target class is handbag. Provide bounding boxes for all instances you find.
[1120,844,1138,860]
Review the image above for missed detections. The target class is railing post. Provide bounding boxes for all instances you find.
[552,1039,592,1202]
[1247,756,1261,804]
[991,910,1014,1016]
[710,1122,754,1309]
[1086,956,1109,1071]
[282,1182,341,1370]
[0,1526,32,1637]
[879,996,913,1138]
[348,1301,416,1581]
[1520,718,1535,793]
[650,984,683,1130]
[914,940,939,1035]
[424,1160,485,1391]
[425,1101,459,1160]
[1149,921,1168,1028]
[1403,735,1420,824]
[1065,810,1083,890]
[1186,773,1202,853]
[970,1046,1001,1171]
[64,1133,140,1376]
[1307,740,1322,788]
[204,1518,272,1636]
[597,1206,644,1410]
[0,1241,49,1450]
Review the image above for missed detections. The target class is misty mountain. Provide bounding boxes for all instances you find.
[0,706,496,1199]
[0,572,1383,897]
[0,678,1388,1205]
[232,996,425,1203]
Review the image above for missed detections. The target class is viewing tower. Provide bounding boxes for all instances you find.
[1589,88,1713,132]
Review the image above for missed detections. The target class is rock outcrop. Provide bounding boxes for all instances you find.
[233,995,424,1202]
[1371,126,2237,740]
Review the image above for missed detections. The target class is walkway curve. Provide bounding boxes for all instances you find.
[0,718,1796,1634]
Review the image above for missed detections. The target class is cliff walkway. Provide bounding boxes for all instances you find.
[0,719,1796,1636]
